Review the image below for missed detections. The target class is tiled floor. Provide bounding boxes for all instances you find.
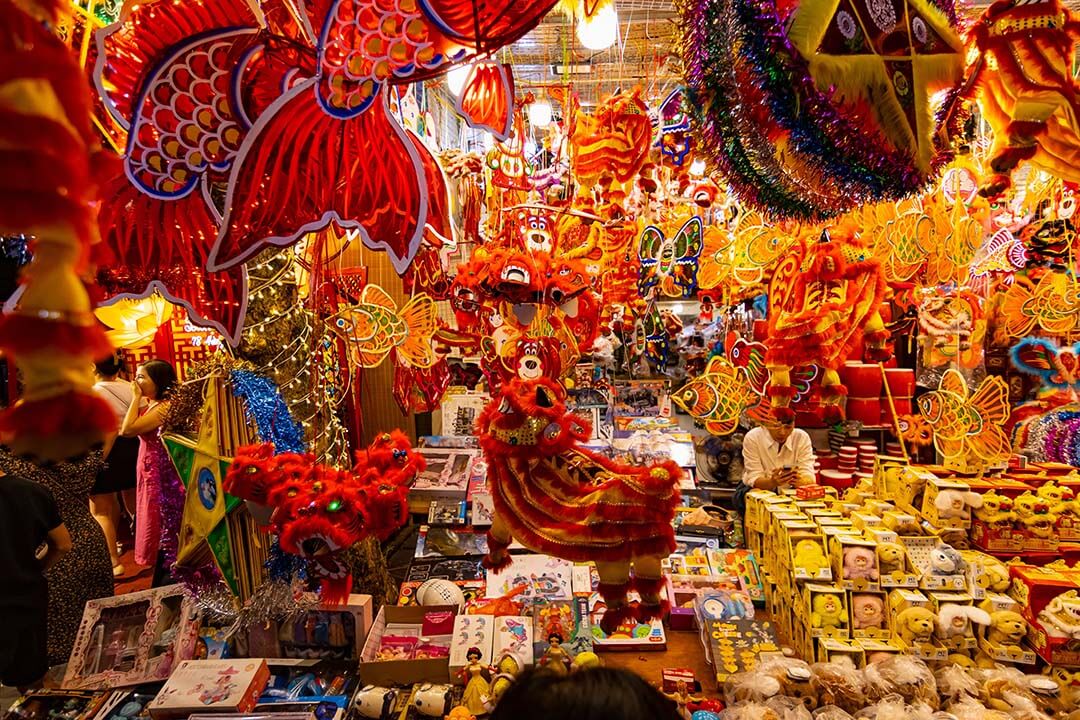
[113,547,153,595]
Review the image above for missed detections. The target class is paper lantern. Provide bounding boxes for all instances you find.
[95,294,175,349]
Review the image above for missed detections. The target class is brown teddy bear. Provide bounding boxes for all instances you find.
[987,610,1027,648]
[895,607,937,645]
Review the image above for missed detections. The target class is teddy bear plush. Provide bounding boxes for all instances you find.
[843,546,879,580]
[876,543,905,574]
[987,610,1027,648]
[851,594,886,630]
[811,594,846,631]
[895,607,937,645]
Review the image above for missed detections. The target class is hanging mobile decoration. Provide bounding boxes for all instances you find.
[677,0,964,220]
[1001,269,1080,338]
[331,285,438,370]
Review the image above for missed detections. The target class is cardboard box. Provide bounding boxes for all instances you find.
[148,659,270,719]
[64,585,200,689]
[254,595,373,661]
[849,591,889,640]
[358,606,455,687]
[805,585,848,639]
[817,638,865,667]
[927,592,977,651]
[902,537,965,591]
[970,518,1025,553]
[492,616,534,667]
[921,477,978,530]
[831,536,880,591]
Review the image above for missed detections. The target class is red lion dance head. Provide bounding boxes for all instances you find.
[225,432,422,603]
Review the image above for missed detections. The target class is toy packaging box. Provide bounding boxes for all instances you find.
[64,585,200,689]
[448,615,493,677]
[244,595,373,662]
[698,618,782,682]
[531,598,593,660]
[3,691,112,720]
[358,606,455,687]
[147,659,270,719]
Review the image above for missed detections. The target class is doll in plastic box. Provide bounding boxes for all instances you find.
[539,633,571,677]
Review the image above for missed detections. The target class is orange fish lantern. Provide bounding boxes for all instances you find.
[92,0,559,342]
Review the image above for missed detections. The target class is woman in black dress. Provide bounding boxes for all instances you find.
[91,354,140,576]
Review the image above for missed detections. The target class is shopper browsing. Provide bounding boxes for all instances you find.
[732,418,817,513]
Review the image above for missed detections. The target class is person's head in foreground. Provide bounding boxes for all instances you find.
[490,667,682,720]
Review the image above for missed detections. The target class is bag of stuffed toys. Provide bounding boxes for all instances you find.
[716,656,1080,720]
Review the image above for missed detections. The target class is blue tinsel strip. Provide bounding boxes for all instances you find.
[229,369,307,454]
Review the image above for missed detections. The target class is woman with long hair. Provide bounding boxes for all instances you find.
[90,353,140,576]
[120,359,184,586]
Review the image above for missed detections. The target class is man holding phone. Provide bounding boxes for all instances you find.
[740,417,817,492]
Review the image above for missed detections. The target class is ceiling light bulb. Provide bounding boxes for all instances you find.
[529,101,553,128]
[446,64,472,96]
[577,4,618,51]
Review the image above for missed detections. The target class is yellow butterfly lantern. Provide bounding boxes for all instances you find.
[917,369,1011,472]
[94,293,174,349]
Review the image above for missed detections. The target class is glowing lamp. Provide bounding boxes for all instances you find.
[577,4,618,51]
[529,101,553,128]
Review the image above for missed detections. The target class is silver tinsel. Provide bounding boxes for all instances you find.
[193,579,320,638]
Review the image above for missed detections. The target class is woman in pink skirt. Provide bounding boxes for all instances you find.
[120,359,184,586]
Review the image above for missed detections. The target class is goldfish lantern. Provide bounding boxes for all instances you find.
[678,0,964,220]
[92,0,558,342]
[917,369,1010,472]
[765,225,890,423]
[672,357,762,435]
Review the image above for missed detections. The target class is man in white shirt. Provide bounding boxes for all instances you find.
[741,418,817,492]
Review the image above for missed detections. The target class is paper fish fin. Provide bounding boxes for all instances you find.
[396,294,438,368]
[360,284,398,311]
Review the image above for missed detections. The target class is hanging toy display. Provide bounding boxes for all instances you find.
[916,289,986,388]
[965,0,1080,196]
[0,0,117,460]
[224,432,422,603]
[677,0,964,220]
[764,225,890,423]
[477,377,682,632]
[91,0,558,342]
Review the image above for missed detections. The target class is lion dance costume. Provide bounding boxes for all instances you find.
[225,431,422,603]
[478,377,682,631]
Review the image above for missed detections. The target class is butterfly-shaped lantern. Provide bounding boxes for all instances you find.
[638,217,704,299]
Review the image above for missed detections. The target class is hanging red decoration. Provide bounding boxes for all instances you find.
[0,0,117,460]
[92,0,558,341]
[225,431,423,604]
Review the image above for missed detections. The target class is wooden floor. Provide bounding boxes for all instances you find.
[599,630,718,693]
[112,546,153,595]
